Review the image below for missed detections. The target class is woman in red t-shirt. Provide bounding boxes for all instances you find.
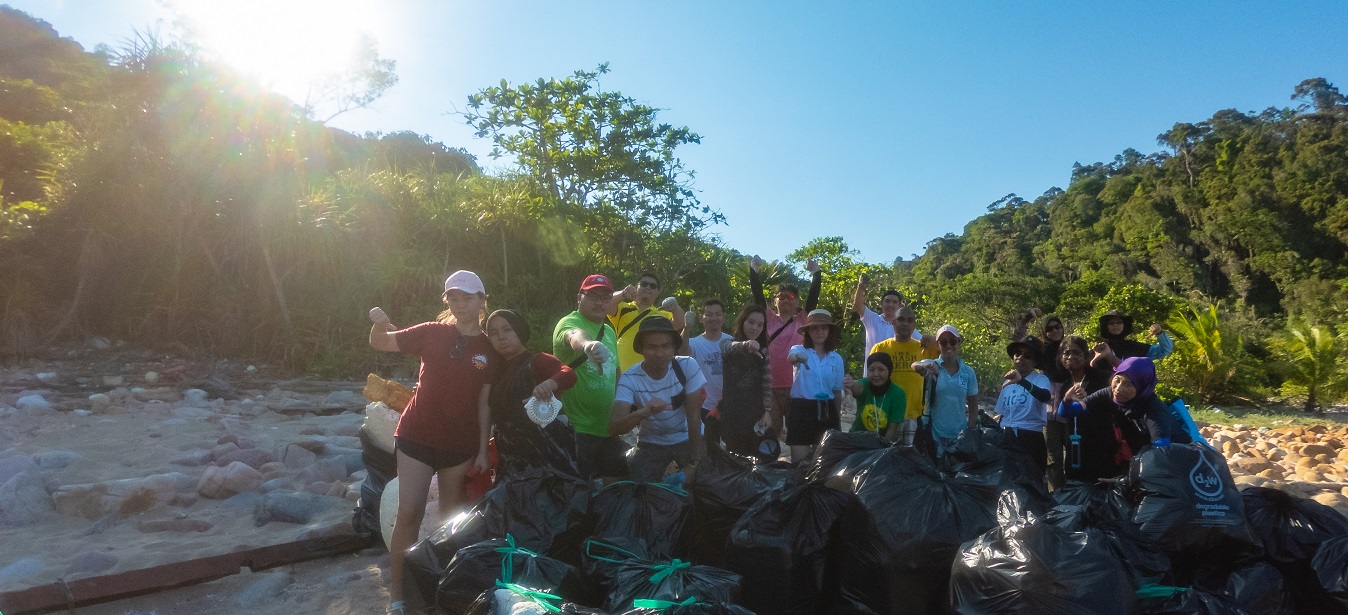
[368,270,497,615]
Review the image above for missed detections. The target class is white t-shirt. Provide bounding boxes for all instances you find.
[688,332,732,410]
[994,370,1051,430]
[861,306,922,357]
[787,345,845,400]
[615,357,707,446]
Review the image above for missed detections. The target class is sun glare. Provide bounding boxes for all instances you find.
[172,0,384,103]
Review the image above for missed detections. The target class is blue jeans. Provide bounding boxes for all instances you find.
[629,440,690,483]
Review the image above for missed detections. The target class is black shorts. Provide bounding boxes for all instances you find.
[575,432,630,480]
[785,397,840,446]
[395,437,473,471]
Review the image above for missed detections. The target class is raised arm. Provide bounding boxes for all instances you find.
[852,273,869,319]
[749,256,766,308]
[368,307,400,352]
[804,258,822,312]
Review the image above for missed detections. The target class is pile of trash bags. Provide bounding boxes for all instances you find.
[357,424,1348,614]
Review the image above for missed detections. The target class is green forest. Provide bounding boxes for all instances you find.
[3,7,1348,410]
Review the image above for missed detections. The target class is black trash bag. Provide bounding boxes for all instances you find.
[1052,479,1129,511]
[687,448,796,565]
[582,537,656,602]
[402,467,592,609]
[832,446,1001,614]
[586,481,693,560]
[1043,502,1171,588]
[352,427,397,544]
[494,417,583,481]
[436,535,589,615]
[1122,443,1262,570]
[723,481,851,615]
[806,429,891,483]
[618,600,754,615]
[942,427,1052,518]
[464,584,610,615]
[1314,535,1348,610]
[1242,486,1348,615]
[605,557,741,613]
[1136,561,1292,615]
[949,496,1136,615]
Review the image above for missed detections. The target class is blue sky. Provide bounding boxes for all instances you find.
[9,1,1348,264]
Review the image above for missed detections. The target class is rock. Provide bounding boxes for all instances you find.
[134,387,180,403]
[322,390,365,408]
[259,461,286,474]
[0,471,53,526]
[1314,492,1347,508]
[1298,457,1317,469]
[280,443,318,469]
[197,462,264,499]
[297,458,349,484]
[1233,458,1275,474]
[1234,475,1269,488]
[137,518,212,533]
[88,393,112,413]
[305,481,330,495]
[1258,468,1285,479]
[221,491,262,511]
[51,473,188,519]
[171,407,214,421]
[235,570,294,608]
[15,395,52,412]
[144,371,159,384]
[65,551,119,575]
[0,454,36,485]
[254,491,325,525]
[0,557,43,584]
[33,450,82,469]
[1222,441,1239,456]
[210,442,241,461]
[171,449,213,466]
[102,375,124,386]
[183,389,209,404]
[259,478,291,493]
[216,448,274,470]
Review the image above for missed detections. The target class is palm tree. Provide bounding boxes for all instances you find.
[1165,303,1248,403]
[1277,322,1348,412]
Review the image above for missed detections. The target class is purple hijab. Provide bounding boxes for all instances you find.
[1113,356,1157,411]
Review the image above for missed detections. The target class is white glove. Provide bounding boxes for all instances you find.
[661,296,679,311]
[369,307,390,325]
[583,341,610,368]
[684,308,696,328]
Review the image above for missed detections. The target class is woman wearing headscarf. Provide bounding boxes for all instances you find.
[1059,356,1190,482]
[1047,336,1111,489]
[1092,310,1174,369]
[484,309,580,478]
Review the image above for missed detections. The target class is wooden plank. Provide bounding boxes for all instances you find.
[0,534,368,615]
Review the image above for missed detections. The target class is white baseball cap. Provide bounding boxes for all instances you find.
[935,324,963,342]
[444,270,485,294]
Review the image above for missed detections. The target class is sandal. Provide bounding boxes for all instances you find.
[387,600,407,615]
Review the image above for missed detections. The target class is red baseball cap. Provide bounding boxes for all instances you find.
[580,274,613,292]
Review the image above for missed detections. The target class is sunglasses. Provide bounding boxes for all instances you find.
[450,335,470,359]
[776,294,798,301]
[937,338,959,347]
[638,281,659,290]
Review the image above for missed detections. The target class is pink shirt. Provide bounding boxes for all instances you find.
[765,309,807,388]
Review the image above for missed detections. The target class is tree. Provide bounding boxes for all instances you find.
[303,34,398,123]
[1274,322,1348,411]
[463,64,720,238]
[1163,303,1251,403]
[1292,77,1346,113]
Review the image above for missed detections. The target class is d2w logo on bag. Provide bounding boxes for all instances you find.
[1188,451,1225,502]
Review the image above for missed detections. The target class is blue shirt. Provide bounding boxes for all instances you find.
[930,357,978,440]
[788,345,845,400]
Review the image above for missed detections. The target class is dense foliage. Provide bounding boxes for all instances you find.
[3,6,1348,407]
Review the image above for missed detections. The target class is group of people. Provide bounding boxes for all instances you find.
[367,264,1194,615]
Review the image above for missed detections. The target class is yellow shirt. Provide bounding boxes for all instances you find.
[609,302,674,372]
[870,337,939,420]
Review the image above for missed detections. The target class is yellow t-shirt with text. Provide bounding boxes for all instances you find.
[870,337,939,420]
[610,302,674,372]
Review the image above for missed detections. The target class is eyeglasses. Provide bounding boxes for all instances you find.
[638,281,659,290]
[937,338,959,347]
[776,294,797,301]
[450,335,469,359]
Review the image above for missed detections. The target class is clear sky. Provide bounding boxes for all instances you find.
[8,1,1348,264]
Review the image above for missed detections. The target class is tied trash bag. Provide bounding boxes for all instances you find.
[403,467,592,609]
[942,427,1052,517]
[1243,486,1348,615]
[618,598,754,614]
[605,557,741,613]
[805,429,891,483]
[1043,502,1170,588]
[832,446,1001,614]
[949,494,1136,615]
[723,482,852,615]
[353,427,397,545]
[1137,562,1292,615]
[465,585,610,615]
[583,538,656,600]
[587,481,692,560]
[687,448,796,565]
[1314,535,1348,610]
[1123,443,1262,569]
[436,535,588,615]
[494,416,582,481]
